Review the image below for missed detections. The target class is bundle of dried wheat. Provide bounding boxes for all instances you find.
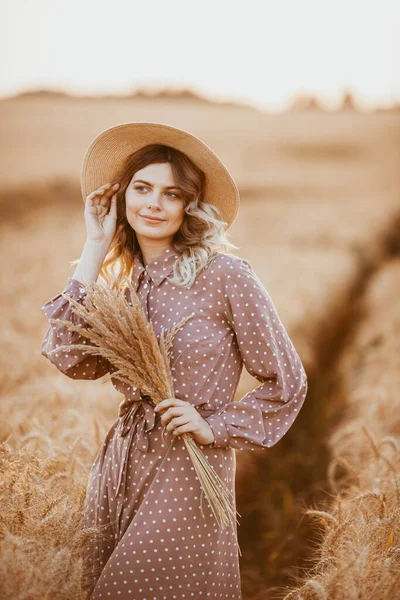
[48,277,241,536]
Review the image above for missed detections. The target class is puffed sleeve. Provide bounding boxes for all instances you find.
[40,277,111,380]
[204,257,308,450]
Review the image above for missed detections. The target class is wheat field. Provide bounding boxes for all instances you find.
[1,93,399,599]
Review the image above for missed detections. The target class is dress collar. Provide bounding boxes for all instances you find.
[131,243,181,290]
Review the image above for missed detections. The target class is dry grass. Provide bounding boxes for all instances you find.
[54,278,186,399]
[0,440,92,600]
[1,99,400,597]
[281,259,400,599]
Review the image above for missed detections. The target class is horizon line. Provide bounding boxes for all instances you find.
[1,84,399,114]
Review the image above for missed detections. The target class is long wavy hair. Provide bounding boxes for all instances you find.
[73,143,239,290]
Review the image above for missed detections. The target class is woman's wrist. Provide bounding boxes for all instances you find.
[72,239,110,287]
[85,238,111,252]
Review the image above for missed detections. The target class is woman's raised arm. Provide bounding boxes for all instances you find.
[40,182,120,379]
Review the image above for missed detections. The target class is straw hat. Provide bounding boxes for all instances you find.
[80,121,240,229]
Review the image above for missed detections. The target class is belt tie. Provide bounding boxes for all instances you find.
[118,396,158,450]
[114,396,160,509]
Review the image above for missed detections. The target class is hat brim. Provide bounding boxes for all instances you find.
[80,121,240,229]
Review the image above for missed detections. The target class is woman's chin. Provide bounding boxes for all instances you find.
[134,228,174,241]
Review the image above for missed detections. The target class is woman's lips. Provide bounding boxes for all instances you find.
[140,215,165,224]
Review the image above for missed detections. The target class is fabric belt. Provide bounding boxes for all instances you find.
[113,395,216,534]
[117,395,216,451]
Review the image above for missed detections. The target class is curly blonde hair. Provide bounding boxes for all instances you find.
[75,143,239,290]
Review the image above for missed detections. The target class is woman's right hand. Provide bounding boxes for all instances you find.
[84,182,120,244]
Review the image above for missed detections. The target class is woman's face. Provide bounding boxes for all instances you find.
[125,162,186,244]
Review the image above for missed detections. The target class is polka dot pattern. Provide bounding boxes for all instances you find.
[40,244,308,598]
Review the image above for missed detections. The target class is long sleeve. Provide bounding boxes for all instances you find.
[40,277,111,380]
[204,257,308,450]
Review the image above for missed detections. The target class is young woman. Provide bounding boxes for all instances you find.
[41,122,308,599]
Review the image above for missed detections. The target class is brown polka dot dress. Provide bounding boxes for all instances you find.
[41,244,308,599]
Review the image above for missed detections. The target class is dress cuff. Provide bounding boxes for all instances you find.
[62,278,88,301]
[204,412,230,448]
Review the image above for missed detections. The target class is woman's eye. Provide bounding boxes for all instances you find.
[134,186,180,198]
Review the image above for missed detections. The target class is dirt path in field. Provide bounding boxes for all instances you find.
[240,210,400,600]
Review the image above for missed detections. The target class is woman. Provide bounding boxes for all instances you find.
[41,122,308,599]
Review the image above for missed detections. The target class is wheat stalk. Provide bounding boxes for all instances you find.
[49,277,241,541]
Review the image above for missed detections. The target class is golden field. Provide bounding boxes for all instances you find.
[0,93,399,599]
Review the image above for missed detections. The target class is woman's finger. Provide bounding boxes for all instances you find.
[99,182,120,208]
[166,415,191,433]
[86,189,103,202]
[86,183,119,205]
[87,183,109,197]
[160,405,190,426]
[108,194,118,216]
[172,422,195,436]
[155,397,189,413]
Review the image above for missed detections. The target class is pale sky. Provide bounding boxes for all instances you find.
[1,0,399,111]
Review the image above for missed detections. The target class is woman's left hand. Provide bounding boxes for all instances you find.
[154,397,215,446]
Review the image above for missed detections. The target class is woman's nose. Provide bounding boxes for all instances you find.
[147,192,163,207]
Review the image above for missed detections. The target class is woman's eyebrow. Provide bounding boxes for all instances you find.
[133,179,181,190]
